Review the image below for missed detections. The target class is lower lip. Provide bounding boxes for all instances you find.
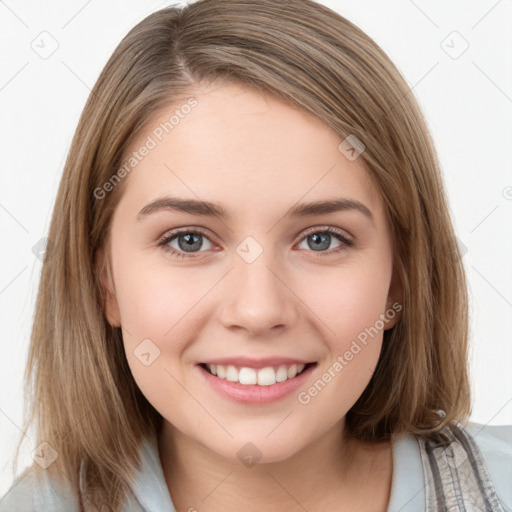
[197,363,317,405]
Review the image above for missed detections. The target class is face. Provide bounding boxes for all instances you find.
[100,81,401,464]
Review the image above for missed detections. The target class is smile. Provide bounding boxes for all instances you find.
[202,362,313,386]
[197,362,318,405]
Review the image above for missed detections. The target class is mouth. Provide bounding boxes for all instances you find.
[196,362,318,406]
[198,361,317,386]
[197,360,318,404]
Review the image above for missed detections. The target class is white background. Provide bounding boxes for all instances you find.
[1,0,511,496]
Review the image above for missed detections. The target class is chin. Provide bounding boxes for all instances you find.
[206,433,306,467]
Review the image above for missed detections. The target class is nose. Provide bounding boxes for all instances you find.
[219,248,298,337]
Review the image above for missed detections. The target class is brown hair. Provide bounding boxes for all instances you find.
[12,0,470,509]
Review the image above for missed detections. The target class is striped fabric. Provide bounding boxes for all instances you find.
[417,420,506,511]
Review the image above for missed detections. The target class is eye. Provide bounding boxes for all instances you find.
[296,226,353,256]
[157,228,214,258]
[157,226,353,259]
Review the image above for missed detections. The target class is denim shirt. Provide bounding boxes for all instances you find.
[1,421,511,511]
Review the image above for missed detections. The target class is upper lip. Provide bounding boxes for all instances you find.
[199,357,315,369]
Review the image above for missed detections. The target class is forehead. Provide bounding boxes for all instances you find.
[118,82,383,224]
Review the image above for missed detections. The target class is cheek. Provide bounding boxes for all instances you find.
[291,258,391,404]
[294,257,391,345]
[112,253,214,407]
[297,273,387,420]
[113,250,209,341]
[116,274,191,420]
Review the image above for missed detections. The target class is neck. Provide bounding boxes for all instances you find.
[157,418,392,512]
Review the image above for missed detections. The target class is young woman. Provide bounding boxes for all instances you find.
[2,1,511,511]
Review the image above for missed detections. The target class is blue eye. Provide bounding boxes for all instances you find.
[157,226,353,259]
[158,229,214,258]
[297,226,353,253]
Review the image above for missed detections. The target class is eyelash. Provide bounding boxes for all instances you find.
[157,226,354,260]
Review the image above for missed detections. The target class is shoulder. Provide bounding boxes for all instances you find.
[465,421,512,511]
[0,465,80,512]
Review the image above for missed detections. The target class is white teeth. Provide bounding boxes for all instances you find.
[275,366,288,382]
[226,365,239,382]
[205,363,309,386]
[287,364,298,379]
[239,367,258,385]
[216,365,226,379]
[257,367,276,386]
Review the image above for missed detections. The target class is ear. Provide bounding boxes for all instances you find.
[95,247,121,328]
[384,260,403,329]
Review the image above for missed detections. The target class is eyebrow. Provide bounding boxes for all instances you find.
[137,196,374,224]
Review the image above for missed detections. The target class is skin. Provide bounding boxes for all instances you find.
[101,81,402,511]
